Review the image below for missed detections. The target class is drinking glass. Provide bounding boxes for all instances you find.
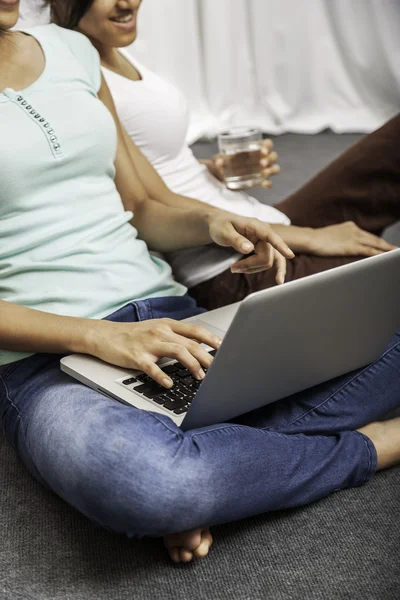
[218,127,264,190]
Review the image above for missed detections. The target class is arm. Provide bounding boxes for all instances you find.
[99,80,277,218]
[0,82,284,378]
[270,223,395,257]
[97,76,224,251]
[98,77,294,271]
[0,300,92,356]
[118,124,221,215]
[99,93,394,260]
[0,300,220,386]
[97,77,218,219]
[269,224,317,254]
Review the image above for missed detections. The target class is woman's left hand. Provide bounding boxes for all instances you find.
[310,222,397,257]
[208,214,295,284]
[204,139,281,189]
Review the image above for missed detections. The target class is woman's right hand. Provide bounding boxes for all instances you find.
[86,318,222,389]
[204,139,281,189]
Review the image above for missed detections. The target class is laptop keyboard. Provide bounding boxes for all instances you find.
[121,349,217,415]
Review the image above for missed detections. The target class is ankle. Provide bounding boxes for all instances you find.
[358,418,400,472]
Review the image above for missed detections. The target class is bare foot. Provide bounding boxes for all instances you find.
[358,417,400,471]
[163,528,213,563]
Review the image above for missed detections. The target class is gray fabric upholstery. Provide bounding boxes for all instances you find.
[1,133,399,599]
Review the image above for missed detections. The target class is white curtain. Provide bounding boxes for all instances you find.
[19,0,400,142]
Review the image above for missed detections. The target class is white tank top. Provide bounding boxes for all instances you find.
[102,50,290,288]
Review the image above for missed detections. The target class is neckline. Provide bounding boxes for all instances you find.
[0,27,49,101]
[102,49,145,84]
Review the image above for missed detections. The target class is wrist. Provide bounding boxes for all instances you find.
[295,226,319,254]
[302,227,321,254]
[270,224,317,254]
[68,317,107,356]
[204,207,232,241]
[204,206,223,226]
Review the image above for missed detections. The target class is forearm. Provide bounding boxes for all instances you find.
[153,186,225,217]
[132,200,216,252]
[117,127,222,251]
[98,80,226,248]
[269,224,317,254]
[0,300,94,356]
[119,126,225,218]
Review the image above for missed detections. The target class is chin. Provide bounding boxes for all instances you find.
[0,12,19,30]
[116,30,137,47]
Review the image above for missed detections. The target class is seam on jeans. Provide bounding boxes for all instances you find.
[284,339,400,430]
[0,372,53,488]
[360,432,373,483]
[137,300,151,322]
[354,431,378,484]
[131,302,140,322]
[146,300,154,320]
[1,363,15,378]
[190,424,249,441]
[1,359,26,379]
[148,411,185,439]
[0,372,23,425]
[148,411,248,441]
[133,301,144,321]
[354,431,372,484]
[0,374,30,465]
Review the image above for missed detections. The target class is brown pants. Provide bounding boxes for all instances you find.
[190,114,400,310]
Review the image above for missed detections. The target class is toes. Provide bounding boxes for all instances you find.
[164,528,213,563]
[193,540,211,558]
[179,529,203,551]
[193,529,213,558]
[168,548,181,563]
[167,546,194,564]
[180,548,194,563]
[164,529,202,551]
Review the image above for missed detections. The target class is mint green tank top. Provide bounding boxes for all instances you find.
[0,25,186,365]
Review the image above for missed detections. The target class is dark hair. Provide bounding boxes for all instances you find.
[43,0,94,30]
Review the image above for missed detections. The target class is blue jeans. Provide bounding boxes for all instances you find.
[1,294,399,538]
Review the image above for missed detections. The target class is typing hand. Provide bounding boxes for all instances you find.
[88,319,221,388]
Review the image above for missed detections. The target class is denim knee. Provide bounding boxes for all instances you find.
[35,408,215,538]
[79,427,215,537]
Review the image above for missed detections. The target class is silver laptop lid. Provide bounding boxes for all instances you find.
[182,249,400,430]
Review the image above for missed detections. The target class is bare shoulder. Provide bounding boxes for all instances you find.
[0,32,44,90]
[17,31,44,62]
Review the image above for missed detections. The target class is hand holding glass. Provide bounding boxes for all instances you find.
[218,127,264,190]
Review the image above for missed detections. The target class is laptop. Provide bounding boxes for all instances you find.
[61,249,400,431]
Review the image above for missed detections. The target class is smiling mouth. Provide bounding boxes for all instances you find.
[110,11,134,24]
[0,0,20,7]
